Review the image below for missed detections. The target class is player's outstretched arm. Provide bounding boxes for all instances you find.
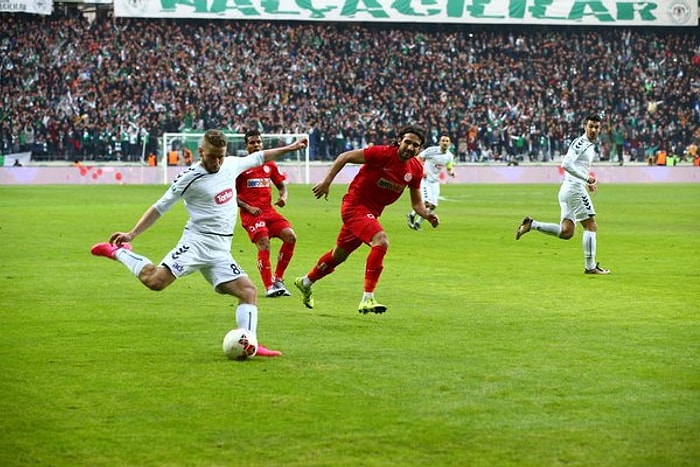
[108,206,162,246]
[262,138,308,162]
[312,149,365,200]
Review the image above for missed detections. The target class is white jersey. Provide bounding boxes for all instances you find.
[153,151,265,236]
[561,135,596,188]
[419,146,455,183]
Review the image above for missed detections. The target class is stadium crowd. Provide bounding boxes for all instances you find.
[1,8,699,164]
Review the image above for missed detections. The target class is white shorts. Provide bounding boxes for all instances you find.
[558,183,596,223]
[421,180,440,207]
[160,229,248,291]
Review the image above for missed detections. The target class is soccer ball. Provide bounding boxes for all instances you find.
[222,328,258,360]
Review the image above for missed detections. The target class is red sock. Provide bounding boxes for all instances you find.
[307,250,338,282]
[364,245,387,293]
[274,241,295,282]
[257,249,273,289]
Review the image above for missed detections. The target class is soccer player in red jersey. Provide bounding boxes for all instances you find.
[294,125,439,314]
[237,130,297,297]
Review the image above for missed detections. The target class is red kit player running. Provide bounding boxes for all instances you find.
[294,125,439,314]
[236,130,297,297]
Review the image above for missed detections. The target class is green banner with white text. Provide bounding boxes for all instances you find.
[114,0,697,26]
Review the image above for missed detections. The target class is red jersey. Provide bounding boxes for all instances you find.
[236,161,286,209]
[343,144,423,217]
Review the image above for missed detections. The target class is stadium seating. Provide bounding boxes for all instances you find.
[1,10,697,163]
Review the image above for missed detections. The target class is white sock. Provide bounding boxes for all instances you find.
[302,276,313,288]
[582,230,597,269]
[532,220,562,237]
[115,249,152,277]
[362,292,374,301]
[236,303,258,335]
[417,208,434,225]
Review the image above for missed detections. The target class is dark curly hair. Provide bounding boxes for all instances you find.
[244,129,262,145]
[395,125,426,146]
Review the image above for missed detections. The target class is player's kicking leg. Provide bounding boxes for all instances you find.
[91,242,132,259]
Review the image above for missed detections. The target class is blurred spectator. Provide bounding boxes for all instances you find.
[0,9,698,163]
[685,142,698,164]
[652,147,668,165]
[20,123,34,153]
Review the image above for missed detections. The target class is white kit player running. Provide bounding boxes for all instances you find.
[515,113,610,275]
[90,129,308,356]
[407,134,455,230]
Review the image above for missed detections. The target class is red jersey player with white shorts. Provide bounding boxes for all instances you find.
[294,125,439,314]
[237,130,297,298]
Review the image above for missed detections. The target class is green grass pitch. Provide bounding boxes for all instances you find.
[0,183,698,466]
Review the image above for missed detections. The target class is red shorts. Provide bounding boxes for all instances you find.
[240,209,292,243]
[336,203,383,253]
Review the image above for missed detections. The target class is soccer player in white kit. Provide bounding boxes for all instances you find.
[407,134,455,230]
[515,113,610,275]
[90,130,308,356]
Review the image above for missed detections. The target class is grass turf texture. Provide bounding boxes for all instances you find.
[0,183,698,466]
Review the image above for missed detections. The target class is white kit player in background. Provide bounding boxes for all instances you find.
[90,129,308,357]
[515,113,610,275]
[407,134,455,230]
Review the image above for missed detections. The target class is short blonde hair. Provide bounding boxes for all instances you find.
[200,129,228,149]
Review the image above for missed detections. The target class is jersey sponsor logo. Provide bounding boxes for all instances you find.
[246,178,271,188]
[377,177,404,192]
[215,188,234,204]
